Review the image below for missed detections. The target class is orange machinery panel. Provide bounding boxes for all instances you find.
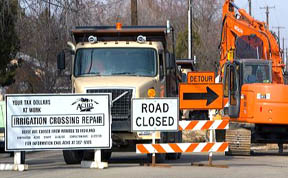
[179,83,223,110]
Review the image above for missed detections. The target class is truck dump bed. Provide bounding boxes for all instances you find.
[72,26,169,45]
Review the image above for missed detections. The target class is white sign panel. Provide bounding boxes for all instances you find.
[132,98,179,131]
[5,94,111,151]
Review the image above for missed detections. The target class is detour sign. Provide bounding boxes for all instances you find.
[179,83,223,110]
[188,72,215,84]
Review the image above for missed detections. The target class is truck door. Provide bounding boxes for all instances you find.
[158,51,166,97]
[223,62,241,118]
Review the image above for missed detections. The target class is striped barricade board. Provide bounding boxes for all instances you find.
[179,120,229,131]
[136,142,228,154]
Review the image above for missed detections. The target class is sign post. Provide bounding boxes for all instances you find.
[132,98,179,167]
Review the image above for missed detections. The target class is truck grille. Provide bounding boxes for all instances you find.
[86,89,133,120]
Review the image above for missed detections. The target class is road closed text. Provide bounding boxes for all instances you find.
[136,103,174,127]
[132,98,179,131]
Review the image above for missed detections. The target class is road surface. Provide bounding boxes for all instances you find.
[0,150,288,178]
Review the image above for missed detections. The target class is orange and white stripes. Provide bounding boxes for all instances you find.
[179,120,229,131]
[136,142,228,154]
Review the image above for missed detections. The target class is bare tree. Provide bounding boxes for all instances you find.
[10,0,223,94]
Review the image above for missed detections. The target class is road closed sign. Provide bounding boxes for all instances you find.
[132,98,179,132]
[5,94,111,151]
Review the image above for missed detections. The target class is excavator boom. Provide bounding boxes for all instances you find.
[220,0,284,84]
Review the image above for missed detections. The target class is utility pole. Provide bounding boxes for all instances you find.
[283,38,285,63]
[286,48,288,71]
[131,0,138,26]
[188,0,192,59]
[260,6,275,29]
[283,38,285,52]
[248,0,252,16]
[48,0,51,18]
[272,26,285,47]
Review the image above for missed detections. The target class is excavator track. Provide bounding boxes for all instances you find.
[225,128,251,155]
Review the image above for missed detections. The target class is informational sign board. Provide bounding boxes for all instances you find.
[187,72,215,84]
[132,98,179,132]
[5,94,111,151]
[179,83,223,109]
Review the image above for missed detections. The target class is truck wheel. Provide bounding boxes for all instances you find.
[20,151,25,164]
[102,150,112,161]
[166,153,178,160]
[82,150,112,162]
[177,153,182,159]
[63,150,84,164]
[147,153,165,163]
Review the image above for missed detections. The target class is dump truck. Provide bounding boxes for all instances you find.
[218,0,288,155]
[57,23,183,164]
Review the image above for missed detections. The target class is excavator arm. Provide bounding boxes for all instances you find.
[219,0,284,84]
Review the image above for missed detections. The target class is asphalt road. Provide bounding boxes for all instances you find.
[0,150,288,178]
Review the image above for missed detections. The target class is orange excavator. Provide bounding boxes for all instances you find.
[218,0,288,154]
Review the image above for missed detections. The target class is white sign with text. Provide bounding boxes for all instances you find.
[5,94,111,151]
[132,98,179,131]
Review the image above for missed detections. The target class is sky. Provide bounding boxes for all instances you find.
[235,0,288,49]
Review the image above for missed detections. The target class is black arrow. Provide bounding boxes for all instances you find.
[183,86,219,106]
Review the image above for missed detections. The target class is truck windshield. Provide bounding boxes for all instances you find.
[243,64,271,84]
[74,48,157,77]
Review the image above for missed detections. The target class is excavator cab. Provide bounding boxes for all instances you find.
[223,59,272,118]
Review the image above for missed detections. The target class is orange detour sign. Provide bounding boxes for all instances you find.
[187,72,215,84]
[179,83,223,109]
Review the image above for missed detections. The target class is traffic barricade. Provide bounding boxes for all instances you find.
[136,120,229,167]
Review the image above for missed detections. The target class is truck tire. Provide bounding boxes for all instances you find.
[166,153,178,160]
[82,150,112,162]
[20,151,25,164]
[147,153,165,163]
[166,131,182,160]
[9,152,25,164]
[63,150,84,164]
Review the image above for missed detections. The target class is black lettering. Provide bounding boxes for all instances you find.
[148,104,154,113]
[148,117,155,126]
[136,117,141,126]
[208,76,212,82]
[142,103,147,113]
[155,104,161,113]
[168,117,174,126]
[163,103,169,112]
[156,117,161,126]
[162,116,167,126]
[143,117,148,126]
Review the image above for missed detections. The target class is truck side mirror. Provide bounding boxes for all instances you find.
[57,51,65,70]
[165,52,175,70]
